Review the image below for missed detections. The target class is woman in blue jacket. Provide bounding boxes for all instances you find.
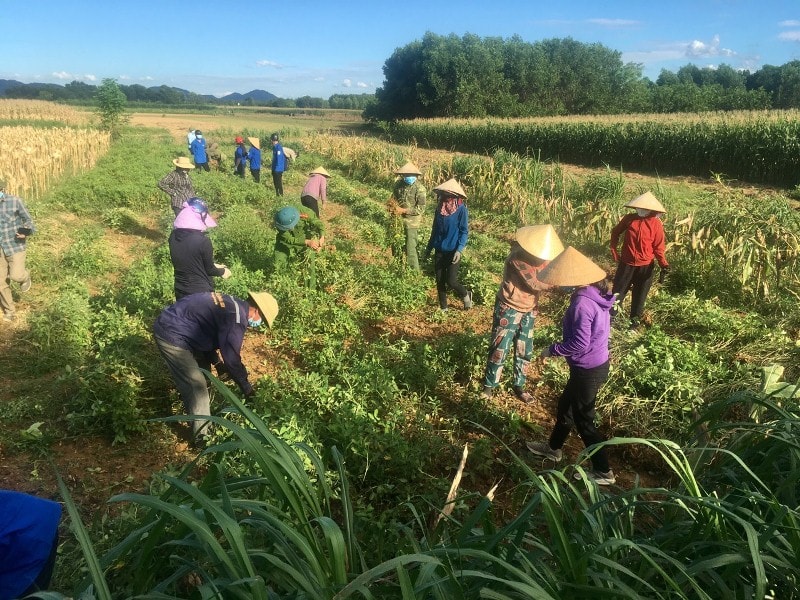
[425,178,472,311]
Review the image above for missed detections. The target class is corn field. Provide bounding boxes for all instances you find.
[0,99,92,125]
[0,126,111,199]
[382,111,800,185]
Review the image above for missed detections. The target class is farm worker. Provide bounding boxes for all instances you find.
[0,490,62,599]
[207,141,223,171]
[270,133,286,196]
[169,197,231,301]
[272,205,324,288]
[424,178,472,311]
[526,247,617,486]
[246,137,261,183]
[234,136,248,178]
[301,166,330,218]
[609,191,669,329]
[387,161,427,271]
[0,178,35,323]
[158,156,196,216]
[187,128,196,152]
[190,130,210,172]
[481,224,564,403]
[153,290,279,441]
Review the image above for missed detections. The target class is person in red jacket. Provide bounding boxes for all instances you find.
[609,191,669,328]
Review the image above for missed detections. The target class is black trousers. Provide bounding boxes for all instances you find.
[250,168,261,183]
[433,249,468,308]
[612,261,655,320]
[272,171,284,196]
[549,361,611,472]
[301,195,320,218]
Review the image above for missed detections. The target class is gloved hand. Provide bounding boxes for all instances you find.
[659,266,670,284]
[610,246,619,262]
[452,251,462,264]
[214,361,231,381]
[540,347,552,358]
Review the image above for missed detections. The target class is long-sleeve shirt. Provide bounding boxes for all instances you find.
[549,286,615,369]
[169,228,225,299]
[301,174,328,204]
[610,213,669,268]
[153,292,253,395]
[271,143,286,173]
[248,147,262,170]
[427,202,468,253]
[0,194,35,256]
[190,137,208,163]
[235,146,248,168]
[496,244,551,313]
[158,170,195,212]
[392,180,427,228]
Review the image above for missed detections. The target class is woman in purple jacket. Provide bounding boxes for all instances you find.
[526,247,617,485]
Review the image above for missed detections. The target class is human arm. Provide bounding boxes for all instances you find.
[217,323,252,396]
[652,219,669,269]
[549,303,593,358]
[14,198,35,238]
[609,215,632,262]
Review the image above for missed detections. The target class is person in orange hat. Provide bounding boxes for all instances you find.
[609,191,669,328]
[526,247,617,486]
[234,136,247,178]
[481,225,563,402]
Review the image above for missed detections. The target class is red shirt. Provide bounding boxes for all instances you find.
[610,213,668,268]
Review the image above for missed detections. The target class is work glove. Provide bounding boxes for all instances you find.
[452,251,462,264]
[658,266,670,284]
[214,361,231,382]
[215,263,232,279]
[610,246,619,262]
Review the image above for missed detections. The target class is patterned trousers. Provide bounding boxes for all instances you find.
[483,302,534,389]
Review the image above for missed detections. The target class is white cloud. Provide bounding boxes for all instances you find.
[356,81,368,88]
[685,35,735,58]
[141,76,154,81]
[586,18,639,27]
[84,74,96,82]
[779,20,800,27]
[119,75,130,80]
[313,76,325,82]
[52,71,72,79]
[778,30,800,42]
[256,59,282,68]
[342,78,352,87]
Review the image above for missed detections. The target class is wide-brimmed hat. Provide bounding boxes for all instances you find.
[247,137,260,150]
[433,178,467,199]
[173,156,195,169]
[274,206,300,231]
[515,224,564,260]
[625,191,666,213]
[248,291,279,328]
[538,246,607,287]
[309,166,330,177]
[395,161,422,176]
[173,197,217,231]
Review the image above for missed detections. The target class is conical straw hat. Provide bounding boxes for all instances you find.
[433,178,467,198]
[538,246,607,287]
[248,291,279,327]
[625,191,666,213]
[515,224,564,260]
[247,136,261,150]
[309,166,330,177]
[395,161,422,176]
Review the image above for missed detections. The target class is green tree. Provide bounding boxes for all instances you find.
[95,78,128,133]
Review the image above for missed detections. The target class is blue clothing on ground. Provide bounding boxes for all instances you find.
[271,143,286,173]
[427,203,468,253]
[0,490,61,600]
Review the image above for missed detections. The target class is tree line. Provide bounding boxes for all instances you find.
[364,32,800,120]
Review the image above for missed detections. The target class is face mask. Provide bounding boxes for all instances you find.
[403,176,417,185]
[635,208,651,217]
[248,317,263,328]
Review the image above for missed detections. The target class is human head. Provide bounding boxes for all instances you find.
[537,246,607,289]
[172,156,195,171]
[235,136,244,144]
[515,224,564,261]
[433,178,467,200]
[625,191,666,215]
[195,130,203,138]
[270,133,280,144]
[309,166,330,178]
[174,197,217,230]
[395,161,422,179]
[274,206,300,231]
[247,291,279,327]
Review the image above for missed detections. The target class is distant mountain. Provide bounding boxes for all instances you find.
[220,89,278,103]
[0,79,26,95]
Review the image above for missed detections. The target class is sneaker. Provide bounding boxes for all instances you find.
[526,441,562,462]
[20,275,31,293]
[462,290,473,310]
[574,469,616,485]
[2,312,16,322]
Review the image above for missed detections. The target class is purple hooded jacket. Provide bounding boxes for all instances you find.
[549,285,615,369]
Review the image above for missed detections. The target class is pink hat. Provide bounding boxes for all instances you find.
[173,198,217,231]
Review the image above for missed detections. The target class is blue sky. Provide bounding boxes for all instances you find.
[2,0,799,99]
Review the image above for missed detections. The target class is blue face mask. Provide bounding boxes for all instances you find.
[248,317,263,328]
[403,176,417,185]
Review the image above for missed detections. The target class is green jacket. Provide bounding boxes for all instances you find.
[392,180,427,228]
[273,211,324,270]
